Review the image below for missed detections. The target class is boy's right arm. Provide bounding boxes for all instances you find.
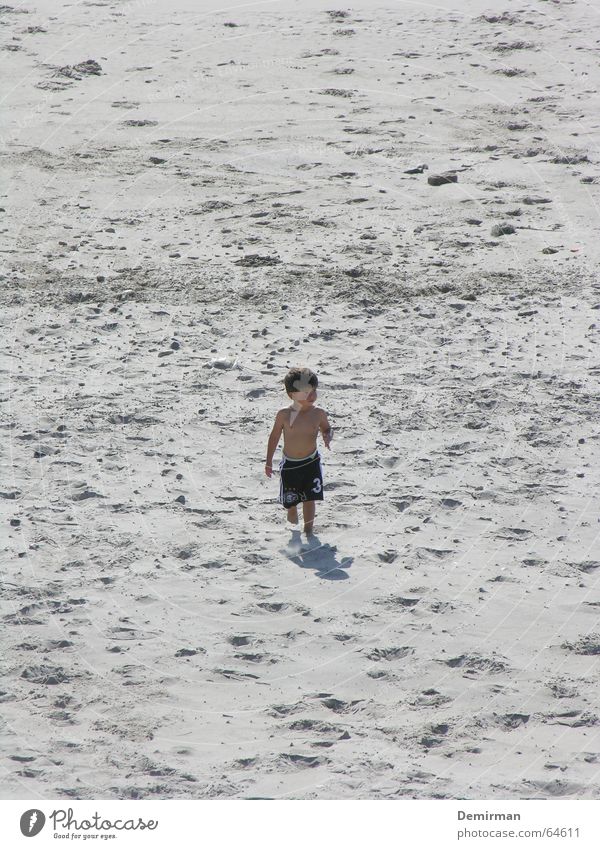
[265,411,284,477]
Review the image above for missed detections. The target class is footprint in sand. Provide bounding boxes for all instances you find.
[496,527,533,540]
[365,647,414,661]
[266,702,306,718]
[374,595,419,610]
[409,690,453,708]
[234,652,277,664]
[319,697,363,714]
[419,722,451,749]
[561,634,600,655]
[547,680,579,699]
[522,779,589,798]
[490,713,530,731]
[21,665,76,685]
[213,668,260,681]
[288,718,344,734]
[276,753,326,769]
[442,653,509,674]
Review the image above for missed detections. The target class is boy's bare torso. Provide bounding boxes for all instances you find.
[280,405,323,459]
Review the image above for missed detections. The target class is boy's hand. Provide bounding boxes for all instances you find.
[265,464,273,478]
[320,412,333,450]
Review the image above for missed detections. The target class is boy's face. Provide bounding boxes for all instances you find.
[289,387,317,406]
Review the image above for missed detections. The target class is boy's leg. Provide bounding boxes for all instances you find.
[302,500,315,535]
[287,505,298,525]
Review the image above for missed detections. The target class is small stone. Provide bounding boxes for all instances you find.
[149,156,166,165]
[209,357,235,370]
[523,196,552,205]
[174,495,186,504]
[427,172,458,186]
[344,267,363,278]
[542,247,559,254]
[33,446,54,458]
[490,222,516,237]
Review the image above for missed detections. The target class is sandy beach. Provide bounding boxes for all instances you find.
[2,0,600,800]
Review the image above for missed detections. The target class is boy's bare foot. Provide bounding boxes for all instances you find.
[287,506,298,525]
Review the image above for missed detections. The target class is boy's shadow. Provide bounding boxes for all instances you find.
[283,532,353,580]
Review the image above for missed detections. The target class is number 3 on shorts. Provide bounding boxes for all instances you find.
[311,477,322,494]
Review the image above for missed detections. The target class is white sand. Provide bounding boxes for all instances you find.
[1,0,600,800]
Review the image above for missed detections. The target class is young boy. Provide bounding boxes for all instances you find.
[265,367,333,536]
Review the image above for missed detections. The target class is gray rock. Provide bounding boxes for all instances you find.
[427,172,458,186]
[491,222,516,237]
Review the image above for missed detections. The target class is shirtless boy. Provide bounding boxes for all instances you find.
[265,367,333,536]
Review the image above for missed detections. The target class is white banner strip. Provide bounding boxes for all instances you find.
[1,800,599,848]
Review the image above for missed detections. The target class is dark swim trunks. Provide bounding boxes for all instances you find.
[278,448,323,508]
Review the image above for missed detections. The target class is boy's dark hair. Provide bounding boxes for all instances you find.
[283,367,318,394]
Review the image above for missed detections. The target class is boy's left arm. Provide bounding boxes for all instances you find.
[319,409,333,450]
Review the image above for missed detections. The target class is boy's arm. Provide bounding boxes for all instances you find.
[265,410,284,472]
[319,409,333,449]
